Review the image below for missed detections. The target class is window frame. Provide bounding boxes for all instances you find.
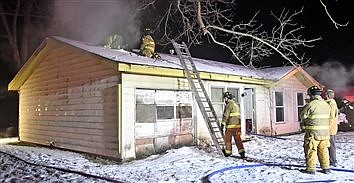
[210,86,240,121]
[296,92,305,122]
[135,89,193,123]
[274,91,285,123]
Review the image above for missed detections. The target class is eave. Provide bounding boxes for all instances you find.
[118,63,273,85]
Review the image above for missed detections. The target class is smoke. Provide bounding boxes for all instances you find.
[51,0,141,48]
[306,60,354,89]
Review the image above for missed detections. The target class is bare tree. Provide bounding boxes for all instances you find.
[319,0,348,29]
[0,0,21,69]
[141,0,349,68]
[0,0,49,71]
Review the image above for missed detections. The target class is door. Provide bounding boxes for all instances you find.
[243,88,256,133]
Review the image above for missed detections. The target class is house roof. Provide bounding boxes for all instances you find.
[8,36,321,90]
[53,36,268,80]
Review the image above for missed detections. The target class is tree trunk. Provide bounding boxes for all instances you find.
[21,0,34,64]
[0,0,22,70]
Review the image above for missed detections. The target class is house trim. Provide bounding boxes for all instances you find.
[118,63,273,85]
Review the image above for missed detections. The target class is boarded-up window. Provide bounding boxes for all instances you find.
[275,91,284,122]
[176,105,192,118]
[136,89,155,104]
[136,89,156,123]
[136,104,156,123]
[136,89,192,122]
[157,106,174,119]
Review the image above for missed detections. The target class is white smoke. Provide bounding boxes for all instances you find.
[306,60,354,89]
[51,0,141,48]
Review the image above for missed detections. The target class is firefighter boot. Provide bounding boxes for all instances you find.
[240,152,245,159]
[222,149,231,157]
[300,169,315,175]
[322,169,331,174]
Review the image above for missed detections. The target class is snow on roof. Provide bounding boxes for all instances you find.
[260,66,296,80]
[53,36,294,81]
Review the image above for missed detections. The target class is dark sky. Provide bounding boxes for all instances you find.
[0,0,353,126]
[1,0,354,79]
[191,0,354,68]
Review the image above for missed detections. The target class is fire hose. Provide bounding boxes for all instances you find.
[0,150,125,183]
[202,162,354,183]
[202,132,354,182]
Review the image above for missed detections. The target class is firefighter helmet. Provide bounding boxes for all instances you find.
[142,28,152,37]
[223,91,233,99]
[326,89,335,98]
[307,86,322,96]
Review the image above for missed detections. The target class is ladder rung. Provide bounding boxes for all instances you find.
[172,40,225,156]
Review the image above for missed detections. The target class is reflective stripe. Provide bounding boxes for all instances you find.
[145,45,155,50]
[238,149,245,153]
[225,150,232,154]
[304,125,329,130]
[307,167,316,171]
[230,112,240,116]
[306,114,330,119]
[226,124,241,128]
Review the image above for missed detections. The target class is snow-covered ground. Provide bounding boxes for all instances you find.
[1,132,354,183]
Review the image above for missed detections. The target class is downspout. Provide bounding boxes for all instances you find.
[117,72,123,159]
[268,87,274,136]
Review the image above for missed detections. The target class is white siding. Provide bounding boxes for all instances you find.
[121,74,193,159]
[253,86,272,135]
[271,75,308,135]
[19,47,119,158]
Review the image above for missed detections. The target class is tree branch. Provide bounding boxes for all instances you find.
[319,0,349,29]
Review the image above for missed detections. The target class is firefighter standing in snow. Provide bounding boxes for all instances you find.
[300,86,331,174]
[221,92,245,158]
[325,89,339,167]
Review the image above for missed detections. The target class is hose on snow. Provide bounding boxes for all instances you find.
[0,150,125,183]
[203,162,354,182]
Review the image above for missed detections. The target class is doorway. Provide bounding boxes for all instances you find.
[243,88,256,133]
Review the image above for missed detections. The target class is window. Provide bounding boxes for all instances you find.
[136,90,156,123]
[228,88,240,103]
[176,91,193,118]
[210,87,240,120]
[211,87,224,119]
[157,106,174,119]
[297,93,305,121]
[176,105,192,118]
[136,89,192,123]
[275,92,284,122]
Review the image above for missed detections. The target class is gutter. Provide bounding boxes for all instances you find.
[118,63,272,86]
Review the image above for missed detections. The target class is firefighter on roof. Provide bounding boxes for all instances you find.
[300,86,331,174]
[221,91,245,158]
[140,29,160,59]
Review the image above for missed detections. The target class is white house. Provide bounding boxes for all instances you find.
[8,36,322,160]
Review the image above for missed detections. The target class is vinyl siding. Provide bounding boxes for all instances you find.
[19,46,119,158]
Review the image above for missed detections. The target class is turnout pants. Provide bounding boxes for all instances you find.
[224,128,245,156]
[303,137,330,171]
[329,135,337,166]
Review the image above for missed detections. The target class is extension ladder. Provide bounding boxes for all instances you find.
[171,40,225,156]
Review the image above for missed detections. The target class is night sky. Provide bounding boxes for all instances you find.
[0,0,353,129]
[1,1,353,69]
[190,0,354,68]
